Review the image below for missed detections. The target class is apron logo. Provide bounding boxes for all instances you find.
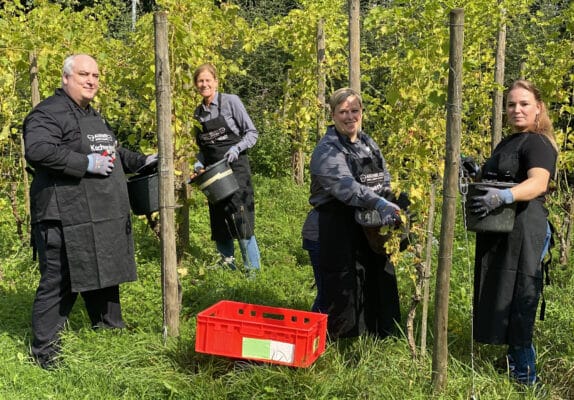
[87,133,114,142]
[359,172,386,194]
[200,127,227,143]
[361,172,385,184]
[87,133,116,157]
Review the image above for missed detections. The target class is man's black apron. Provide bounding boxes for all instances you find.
[318,132,400,339]
[196,95,255,241]
[473,133,547,346]
[55,108,137,292]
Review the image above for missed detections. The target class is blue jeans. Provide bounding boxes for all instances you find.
[541,221,552,262]
[508,345,537,385]
[216,236,260,270]
[506,221,551,385]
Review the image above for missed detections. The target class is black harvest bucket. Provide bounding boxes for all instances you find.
[127,168,159,215]
[465,181,517,233]
[192,159,239,204]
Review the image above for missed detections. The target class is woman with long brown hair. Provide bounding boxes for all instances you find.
[470,79,558,385]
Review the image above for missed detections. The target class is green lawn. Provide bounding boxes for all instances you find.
[0,176,572,399]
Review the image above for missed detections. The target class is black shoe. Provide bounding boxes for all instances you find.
[494,355,515,374]
[512,376,547,397]
[32,354,61,370]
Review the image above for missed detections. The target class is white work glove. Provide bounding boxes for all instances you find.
[224,146,240,163]
[87,153,114,176]
[193,161,205,173]
[145,153,158,167]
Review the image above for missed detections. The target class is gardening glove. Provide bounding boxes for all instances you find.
[188,160,205,184]
[470,187,513,217]
[461,155,480,178]
[224,146,240,163]
[87,153,114,176]
[193,160,205,173]
[145,153,158,167]
[375,198,401,227]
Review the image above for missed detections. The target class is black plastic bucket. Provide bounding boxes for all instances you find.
[127,172,159,215]
[465,181,517,233]
[193,159,239,204]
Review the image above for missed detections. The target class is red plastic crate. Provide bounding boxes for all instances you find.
[195,300,327,367]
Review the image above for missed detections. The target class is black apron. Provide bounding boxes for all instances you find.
[318,133,400,339]
[473,134,547,346]
[56,108,137,292]
[196,95,255,241]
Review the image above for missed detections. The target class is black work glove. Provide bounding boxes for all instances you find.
[461,155,480,178]
[355,199,400,228]
[375,198,401,227]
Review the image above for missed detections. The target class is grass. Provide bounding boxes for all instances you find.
[0,175,573,399]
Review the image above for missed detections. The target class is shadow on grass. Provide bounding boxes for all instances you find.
[0,287,35,337]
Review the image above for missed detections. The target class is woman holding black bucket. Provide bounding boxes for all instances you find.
[190,63,260,274]
[469,79,558,386]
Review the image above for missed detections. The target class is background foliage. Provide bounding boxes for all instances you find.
[1,0,572,237]
[0,0,573,398]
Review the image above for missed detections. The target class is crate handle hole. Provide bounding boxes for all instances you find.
[262,312,285,321]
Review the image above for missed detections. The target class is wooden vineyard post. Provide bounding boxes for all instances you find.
[348,0,360,92]
[154,11,179,337]
[491,6,507,151]
[432,8,464,392]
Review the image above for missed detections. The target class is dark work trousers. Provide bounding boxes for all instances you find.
[303,238,325,313]
[31,221,125,367]
[317,203,400,339]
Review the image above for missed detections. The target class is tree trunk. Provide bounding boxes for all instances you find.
[491,7,506,151]
[154,11,179,337]
[558,90,574,266]
[420,180,437,354]
[131,0,137,31]
[432,8,464,393]
[406,241,425,358]
[348,0,360,92]
[316,18,326,142]
[291,146,304,186]
[8,183,24,242]
[176,156,190,264]
[559,191,574,266]
[283,69,291,121]
[20,51,40,240]
[283,69,304,184]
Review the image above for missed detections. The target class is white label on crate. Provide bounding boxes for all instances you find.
[269,340,294,363]
[242,338,294,364]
